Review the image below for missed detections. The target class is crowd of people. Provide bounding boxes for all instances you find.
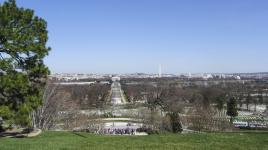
[102,128,136,135]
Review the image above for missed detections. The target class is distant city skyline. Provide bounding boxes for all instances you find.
[2,0,268,74]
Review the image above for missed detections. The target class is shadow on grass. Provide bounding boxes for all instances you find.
[0,132,26,138]
[72,132,88,138]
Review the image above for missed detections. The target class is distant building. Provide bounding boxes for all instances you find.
[234,75,241,80]
[57,82,96,85]
[112,76,120,82]
[202,74,213,80]
[100,81,110,85]
[188,72,192,79]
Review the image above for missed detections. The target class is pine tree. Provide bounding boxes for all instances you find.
[0,0,50,128]
[226,97,238,124]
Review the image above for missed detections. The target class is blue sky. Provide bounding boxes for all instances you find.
[1,0,268,74]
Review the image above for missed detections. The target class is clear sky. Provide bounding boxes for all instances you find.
[1,0,268,74]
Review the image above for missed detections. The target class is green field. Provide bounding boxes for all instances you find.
[0,131,268,150]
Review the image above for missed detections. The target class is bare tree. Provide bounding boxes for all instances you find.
[246,94,252,111]
[32,80,60,130]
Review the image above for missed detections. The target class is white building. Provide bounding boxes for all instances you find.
[202,74,213,80]
[234,75,241,80]
[112,76,120,82]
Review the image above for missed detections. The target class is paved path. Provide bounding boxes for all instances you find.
[105,81,146,135]
[111,81,126,105]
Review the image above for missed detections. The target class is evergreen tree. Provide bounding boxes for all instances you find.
[0,0,50,128]
[216,95,225,111]
[167,112,183,133]
[226,97,238,124]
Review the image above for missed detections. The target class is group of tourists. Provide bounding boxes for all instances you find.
[102,128,136,135]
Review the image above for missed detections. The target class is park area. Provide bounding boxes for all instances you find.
[0,131,268,150]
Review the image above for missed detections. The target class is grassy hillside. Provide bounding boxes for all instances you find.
[0,131,267,150]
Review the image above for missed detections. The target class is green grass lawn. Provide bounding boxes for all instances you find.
[0,131,268,150]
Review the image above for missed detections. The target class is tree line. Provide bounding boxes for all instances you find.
[121,78,268,132]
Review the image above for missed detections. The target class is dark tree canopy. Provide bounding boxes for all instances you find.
[215,95,226,111]
[226,97,238,123]
[0,0,50,127]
